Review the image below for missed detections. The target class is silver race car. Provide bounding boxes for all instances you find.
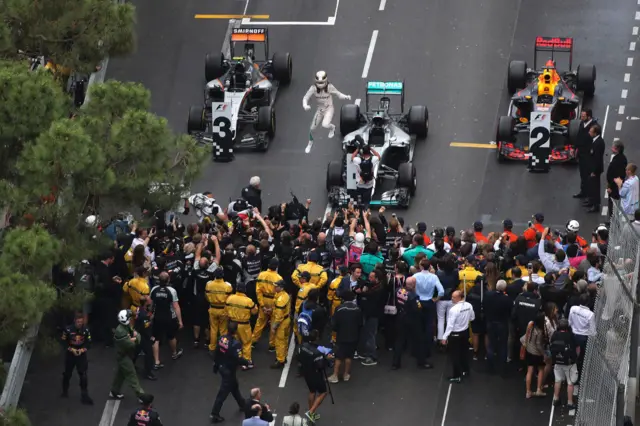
[187,27,292,151]
[326,81,428,208]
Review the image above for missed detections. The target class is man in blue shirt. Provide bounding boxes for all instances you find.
[414,258,444,366]
[402,234,434,266]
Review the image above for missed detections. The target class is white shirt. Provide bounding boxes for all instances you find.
[353,156,380,189]
[583,119,592,128]
[568,305,596,336]
[427,242,451,252]
[443,301,475,340]
[592,136,599,143]
[302,84,349,112]
[131,237,155,262]
[522,273,545,285]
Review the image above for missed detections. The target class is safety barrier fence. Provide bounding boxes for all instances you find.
[575,199,640,426]
[0,0,122,411]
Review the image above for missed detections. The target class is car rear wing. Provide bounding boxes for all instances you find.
[534,36,573,71]
[365,81,405,113]
[230,27,269,61]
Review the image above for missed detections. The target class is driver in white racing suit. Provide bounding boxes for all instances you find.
[302,70,351,154]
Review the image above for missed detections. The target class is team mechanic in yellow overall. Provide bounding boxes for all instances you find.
[251,258,282,350]
[123,266,150,315]
[327,266,348,344]
[270,280,291,369]
[293,271,318,344]
[291,251,328,290]
[206,268,233,352]
[226,282,258,370]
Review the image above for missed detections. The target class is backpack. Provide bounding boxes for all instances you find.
[359,157,374,182]
[550,332,576,365]
[297,303,314,338]
[348,244,363,265]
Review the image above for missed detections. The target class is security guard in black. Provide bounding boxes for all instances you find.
[210,322,248,423]
[61,313,94,405]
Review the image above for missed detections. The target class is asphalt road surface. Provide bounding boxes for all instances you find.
[19,0,640,424]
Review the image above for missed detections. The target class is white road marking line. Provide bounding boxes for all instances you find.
[355,98,361,106]
[614,137,620,141]
[324,203,333,219]
[628,57,634,67]
[620,105,626,114]
[602,206,609,216]
[362,30,378,79]
[269,414,278,426]
[547,402,555,426]
[634,26,639,35]
[625,73,631,82]
[616,121,623,131]
[99,399,121,426]
[636,11,640,20]
[243,0,250,15]
[329,0,340,24]
[441,383,452,426]
[602,105,610,138]
[379,0,386,10]
[279,332,297,387]
[507,100,513,116]
[622,89,629,99]
[243,19,336,25]
[630,42,636,51]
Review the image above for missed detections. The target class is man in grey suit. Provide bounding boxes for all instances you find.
[242,404,269,426]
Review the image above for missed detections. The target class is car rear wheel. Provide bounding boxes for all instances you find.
[397,162,416,196]
[340,104,360,136]
[272,52,292,84]
[576,64,596,97]
[497,116,515,143]
[256,106,275,137]
[507,60,527,94]
[187,106,205,133]
[326,161,343,191]
[408,105,429,139]
[568,119,581,146]
[205,52,226,83]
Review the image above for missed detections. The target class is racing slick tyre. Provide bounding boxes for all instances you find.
[187,106,205,133]
[205,52,226,83]
[576,64,596,97]
[326,161,343,191]
[397,162,417,197]
[256,106,276,136]
[408,106,429,138]
[507,60,527,94]
[340,104,360,136]
[497,116,515,143]
[272,52,292,84]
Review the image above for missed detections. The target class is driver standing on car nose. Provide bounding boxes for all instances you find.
[351,138,381,209]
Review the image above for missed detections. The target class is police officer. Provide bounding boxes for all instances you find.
[206,268,233,352]
[61,312,94,405]
[392,277,427,370]
[127,393,163,426]
[210,321,248,424]
[134,297,157,380]
[252,258,282,350]
[270,280,291,368]
[110,310,145,400]
[226,282,258,369]
[441,290,475,383]
[298,329,332,423]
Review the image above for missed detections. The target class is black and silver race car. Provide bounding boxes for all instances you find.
[326,81,428,208]
[496,36,596,163]
[187,27,292,151]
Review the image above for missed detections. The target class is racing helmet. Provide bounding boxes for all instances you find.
[118,309,132,325]
[315,70,328,90]
[567,220,580,232]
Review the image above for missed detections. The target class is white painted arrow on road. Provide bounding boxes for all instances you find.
[626,116,640,120]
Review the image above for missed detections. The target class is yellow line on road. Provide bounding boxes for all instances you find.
[195,14,270,19]
[450,142,496,149]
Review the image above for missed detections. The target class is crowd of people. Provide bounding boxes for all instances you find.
[54,173,621,424]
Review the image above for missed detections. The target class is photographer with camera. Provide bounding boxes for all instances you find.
[350,136,380,208]
[298,329,333,423]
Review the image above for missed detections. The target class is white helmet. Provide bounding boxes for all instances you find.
[314,70,328,90]
[567,220,580,232]
[85,215,98,227]
[118,309,132,325]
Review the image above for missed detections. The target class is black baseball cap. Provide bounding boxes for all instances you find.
[473,221,483,231]
[139,394,154,405]
[465,255,476,263]
[534,213,544,222]
[268,258,279,269]
[417,222,427,233]
[503,219,513,228]
[300,271,311,281]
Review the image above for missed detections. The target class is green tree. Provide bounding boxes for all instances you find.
[0,0,136,73]
[0,408,31,426]
[0,61,69,179]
